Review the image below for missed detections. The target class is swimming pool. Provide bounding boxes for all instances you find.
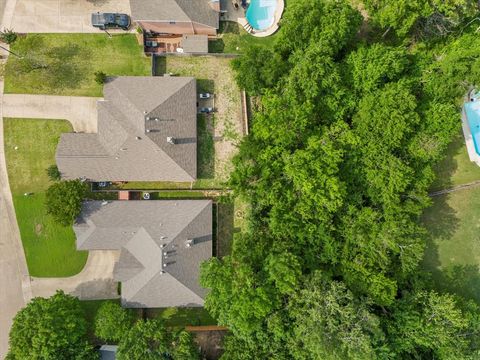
[464,100,480,155]
[246,0,277,31]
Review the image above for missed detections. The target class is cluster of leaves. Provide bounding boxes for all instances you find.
[201,0,480,359]
[8,294,201,360]
[45,179,87,226]
[7,291,97,360]
[0,28,17,44]
[46,164,61,181]
[93,302,200,360]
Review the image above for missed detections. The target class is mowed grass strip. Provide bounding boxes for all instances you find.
[4,118,88,277]
[422,186,480,304]
[5,34,150,97]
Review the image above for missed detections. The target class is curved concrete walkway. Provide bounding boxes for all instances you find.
[2,94,99,132]
[30,250,120,300]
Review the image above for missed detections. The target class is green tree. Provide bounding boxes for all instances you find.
[117,319,172,360]
[94,301,135,343]
[387,291,479,358]
[288,272,387,360]
[8,291,96,360]
[45,179,86,226]
[94,71,107,85]
[173,330,200,360]
[46,164,61,181]
[0,28,17,44]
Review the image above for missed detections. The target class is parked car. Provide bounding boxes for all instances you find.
[199,107,214,114]
[91,13,131,30]
[199,93,212,99]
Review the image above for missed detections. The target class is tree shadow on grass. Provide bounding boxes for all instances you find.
[431,264,480,305]
[430,131,464,192]
[197,114,215,179]
[216,202,234,258]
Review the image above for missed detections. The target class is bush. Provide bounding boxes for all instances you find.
[94,71,107,84]
[46,164,61,181]
[94,302,135,343]
[45,179,87,226]
[0,29,17,44]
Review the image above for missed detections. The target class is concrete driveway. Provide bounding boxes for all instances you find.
[11,0,131,33]
[2,94,99,132]
[30,250,120,300]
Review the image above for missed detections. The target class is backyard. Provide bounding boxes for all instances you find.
[4,34,150,97]
[422,133,480,304]
[4,118,88,277]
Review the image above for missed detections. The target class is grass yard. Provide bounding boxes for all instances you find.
[210,21,278,53]
[4,118,88,277]
[165,56,244,185]
[145,307,216,327]
[422,187,480,304]
[5,34,150,97]
[431,131,480,191]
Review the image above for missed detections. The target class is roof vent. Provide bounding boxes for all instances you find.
[160,244,166,248]
[186,239,194,248]
[146,129,151,133]
[144,111,148,114]
[167,136,176,145]
[160,236,167,240]
[120,148,127,151]
[136,136,141,140]
[146,116,151,120]
[163,263,167,268]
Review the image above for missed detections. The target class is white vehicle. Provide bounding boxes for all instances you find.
[199,93,212,99]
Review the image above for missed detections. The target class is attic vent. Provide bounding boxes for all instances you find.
[167,137,176,145]
[186,239,194,248]
[160,243,166,247]
[146,116,151,120]
[163,263,167,267]
[136,136,141,140]
[143,111,148,114]
[146,129,151,133]
[120,148,127,151]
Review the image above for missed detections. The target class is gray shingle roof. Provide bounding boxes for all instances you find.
[74,200,212,308]
[130,0,220,29]
[56,77,197,182]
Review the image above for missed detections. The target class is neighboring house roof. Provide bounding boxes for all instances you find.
[74,200,212,308]
[99,345,118,360]
[56,76,197,182]
[181,34,209,53]
[130,0,220,29]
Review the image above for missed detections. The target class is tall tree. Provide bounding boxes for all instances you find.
[8,291,96,360]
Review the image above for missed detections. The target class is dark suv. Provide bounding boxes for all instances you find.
[91,13,131,30]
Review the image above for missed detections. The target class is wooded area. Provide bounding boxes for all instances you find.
[200,0,480,358]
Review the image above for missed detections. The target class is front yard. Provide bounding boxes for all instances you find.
[4,118,88,277]
[5,34,150,97]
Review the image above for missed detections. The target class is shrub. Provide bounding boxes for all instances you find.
[46,164,61,181]
[45,179,87,226]
[94,302,135,343]
[0,29,17,44]
[94,71,107,84]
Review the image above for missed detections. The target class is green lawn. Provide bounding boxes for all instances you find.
[210,21,278,53]
[5,34,150,97]
[4,118,88,277]
[431,132,480,191]
[145,307,216,327]
[422,187,480,304]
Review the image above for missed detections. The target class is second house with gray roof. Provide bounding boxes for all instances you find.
[56,76,197,182]
[75,199,212,308]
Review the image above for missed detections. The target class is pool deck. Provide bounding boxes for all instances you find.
[220,0,284,38]
[461,105,480,166]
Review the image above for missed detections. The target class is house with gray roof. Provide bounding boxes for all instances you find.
[131,0,220,36]
[56,76,197,182]
[74,200,212,308]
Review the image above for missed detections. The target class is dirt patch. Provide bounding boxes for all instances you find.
[166,56,244,183]
[192,330,227,360]
[34,223,43,236]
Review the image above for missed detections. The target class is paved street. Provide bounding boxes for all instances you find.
[11,0,131,33]
[0,86,32,359]
[3,94,100,132]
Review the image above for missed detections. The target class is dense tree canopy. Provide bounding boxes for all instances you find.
[8,291,96,360]
[94,301,135,343]
[201,0,480,358]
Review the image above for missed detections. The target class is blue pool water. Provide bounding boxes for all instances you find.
[465,101,480,155]
[246,0,277,31]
